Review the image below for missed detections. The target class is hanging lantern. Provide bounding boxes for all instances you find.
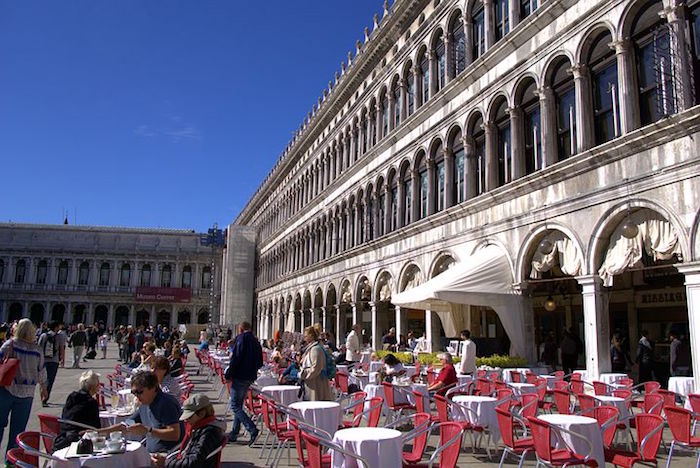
[543,295,557,312]
[538,238,554,255]
[621,219,639,239]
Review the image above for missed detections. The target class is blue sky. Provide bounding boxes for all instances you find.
[0,1,384,232]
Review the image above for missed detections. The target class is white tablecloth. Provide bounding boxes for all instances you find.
[51,441,151,468]
[255,374,278,388]
[668,377,695,410]
[539,375,558,390]
[502,367,548,383]
[456,373,474,387]
[349,372,371,390]
[261,385,299,406]
[599,373,628,385]
[369,361,383,373]
[331,427,402,468]
[363,383,428,413]
[451,395,500,443]
[509,383,537,396]
[290,401,342,438]
[99,410,132,428]
[538,414,605,468]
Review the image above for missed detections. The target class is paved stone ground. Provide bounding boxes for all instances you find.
[3,342,697,467]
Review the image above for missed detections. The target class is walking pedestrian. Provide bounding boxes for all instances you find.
[0,319,48,462]
[37,321,63,406]
[99,333,108,359]
[69,323,87,368]
[224,321,262,445]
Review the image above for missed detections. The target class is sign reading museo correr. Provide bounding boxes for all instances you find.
[135,287,191,303]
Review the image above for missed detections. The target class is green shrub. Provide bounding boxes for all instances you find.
[374,351,527,368]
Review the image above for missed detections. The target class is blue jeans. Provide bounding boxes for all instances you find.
[0,387,34,460]
[45,362,59,401]
[229,379,256,437]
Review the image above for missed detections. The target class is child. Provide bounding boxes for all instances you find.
[99,334,107,359]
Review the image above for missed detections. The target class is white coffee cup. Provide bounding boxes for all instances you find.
[105,440,122,452]
[109,431,123,441]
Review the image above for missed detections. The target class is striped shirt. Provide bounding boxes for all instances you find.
[0,339,47,398]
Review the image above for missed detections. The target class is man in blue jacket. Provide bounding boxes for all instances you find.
[224,321,263,445]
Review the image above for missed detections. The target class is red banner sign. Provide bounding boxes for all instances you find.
[135,287,191,303]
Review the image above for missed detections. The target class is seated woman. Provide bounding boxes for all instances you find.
[153,356,182,401]
[279,354,301,385]
[140,342,157,368]
[152,394,226,468]
[383,354,406,378]
[53,370,101,450]
[169,347,183,378]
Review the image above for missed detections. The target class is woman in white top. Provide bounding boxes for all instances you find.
[383,354,406,377]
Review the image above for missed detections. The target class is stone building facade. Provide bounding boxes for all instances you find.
[0,223,223,330]
[235,0,700,382]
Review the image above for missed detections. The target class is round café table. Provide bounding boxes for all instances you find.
[451,395,500,443]
[668,376,695,410]
[290,401,342,438]
[261,384,299,406]
[98,409,132,428]
[538,414,605,468]
[508,382,537,396]
[331,427,402,468]
[51,441,151,468]
[254,374,278,388]
[599,373,628,386]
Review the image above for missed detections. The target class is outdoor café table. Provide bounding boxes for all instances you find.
[502,367,548,383]
[369,361,383,373]
[456,373,475,387]
[599,373,628,386]
[668,376,695,409]
[261,384,299,406]
[51,441,151,468]
[451,395,500,443]
[538,414,605,468]
[594,395,631,427]
[331,427,402,468]
[508,382,537,396]
[289,401,342,438]
[539,375,558,390]
[572,370,588,381]
[98,409,132,428]
[363,382,427,412]
[254,374,278,388]
[349,371,370,390]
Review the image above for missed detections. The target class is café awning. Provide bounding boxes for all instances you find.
[392,244,530,359]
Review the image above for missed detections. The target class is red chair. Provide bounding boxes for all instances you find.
[612,388,633,402]
[525,372,538,384]
[341,391,367,428]
[665,406,700,467]
[496,388,515,409]
[475,378,492,396]
[259,398,295,466]
[553,371,565,379]
[527,417,597,466]
[577,393,597,414]
[413,389,439,423]
[590,405,620,448]
[604,414,664,467]
[570,379,585,396]
[403,421,464,468]
[427,366,437,385]
[7,447,35,468]
[554,380,569,391]
[519,393,539,421]
[300,429,368,468]
[37,413,59,452]
[334,371,349,398]
[552,389,572,414]
[400,412,432,465]
[656,389,677,410]
[535,378,554,412]
[618,378,634,388]
[592,381,610,396]
[351,396,383,427]
[382,382,415,422]
[13,432,39,467]
[630,381,662,409]
[435,394,485,455]
[496,406,534,468]
[289,419,331,468]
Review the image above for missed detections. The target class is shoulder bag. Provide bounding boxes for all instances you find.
[0,340,20,387]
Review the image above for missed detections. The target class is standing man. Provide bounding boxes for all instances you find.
[38,321,63,406]
[69,324,87,369]
[345,324,362,366]
[459,330,477,376]
[636,330,655,383]
[224,321,262,445]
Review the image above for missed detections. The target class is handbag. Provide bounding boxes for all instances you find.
[0,340,20,387]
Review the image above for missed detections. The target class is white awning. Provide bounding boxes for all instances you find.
[393,244,531,359]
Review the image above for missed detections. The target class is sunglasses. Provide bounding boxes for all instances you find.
[131,389,145,396]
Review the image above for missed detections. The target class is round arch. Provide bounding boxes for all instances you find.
[516,222,587,282]
[574,21,617,65]
[373,270,394,303]
[428,250,459,279]
[398,262,424,292]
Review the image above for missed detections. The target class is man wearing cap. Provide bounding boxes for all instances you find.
[151,394,227,468]
[99,371,183,454]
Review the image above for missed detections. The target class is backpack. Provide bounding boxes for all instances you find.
[319,345,336,380]
[43,332,57,358]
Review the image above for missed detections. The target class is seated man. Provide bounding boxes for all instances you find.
[99,371,183,453]
[427,353,458,396]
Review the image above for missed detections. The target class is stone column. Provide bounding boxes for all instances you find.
[536,86,557,168]
[354,204,361,246]
[464,137,477,199]
[429,50,438,98]
[370,302,379,351]
[351,303,358,325]
[411,169,420,221]
[663,4,695,111]
[464,17,474,65]
[395,306,403,346]
[484,120,499,190]
[444,146,455,207]
[509,0,520,31]
[383,186,392,234]
[399,79,408,121]
[397,177,406,229]
[87,303,94,325]
[508,106,524,180]
[678,263,700,388]
[576,275,611,381]
[413,65,423,108]
[571,64,594,152]
[611,39,639,135]
[372,193,381,238]
[425,310,433,353]
[484,0,495,49]
[170,305,177,330]
[107,304,115,329]
[321,307,327,332]
[388,93,396,132]
[427,159,436,215]
[444,35,454,82]
[335,307,342,347]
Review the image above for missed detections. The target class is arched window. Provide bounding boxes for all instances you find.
[451,131,466,204]
[357,199,365,243]
[201,266,211,289]
[362,111,370,154]
[392,80,401,128]
[588,30,619,145]
[420,50,430,104]
[549,57,576,160]
[405,62,415,115]
[353,124,360,160]
[120,263,131,287]
[493,99,512,186]
[433,32,446,92]
[377,182,386,237]
[451,14,467,75]
[470,115,487,195]
[78,261,89,285]
[348,200,356,247]
[433,146,446,212]
[161,264,172,287]
[519,79,541,175]
[367,191,375,241]
[402,168,412,225]
[418,156,429,219]
[389,174,399,231]
[140,264,151,287]
[381,91,389,138]
[36,260,47,284]
[182,265,192,289]
[370,101,378,147]
[632,1,674,125]
[98,262,110,286]
[494,0,510,41]
[472,1,486,58]
[57,260,69,285]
